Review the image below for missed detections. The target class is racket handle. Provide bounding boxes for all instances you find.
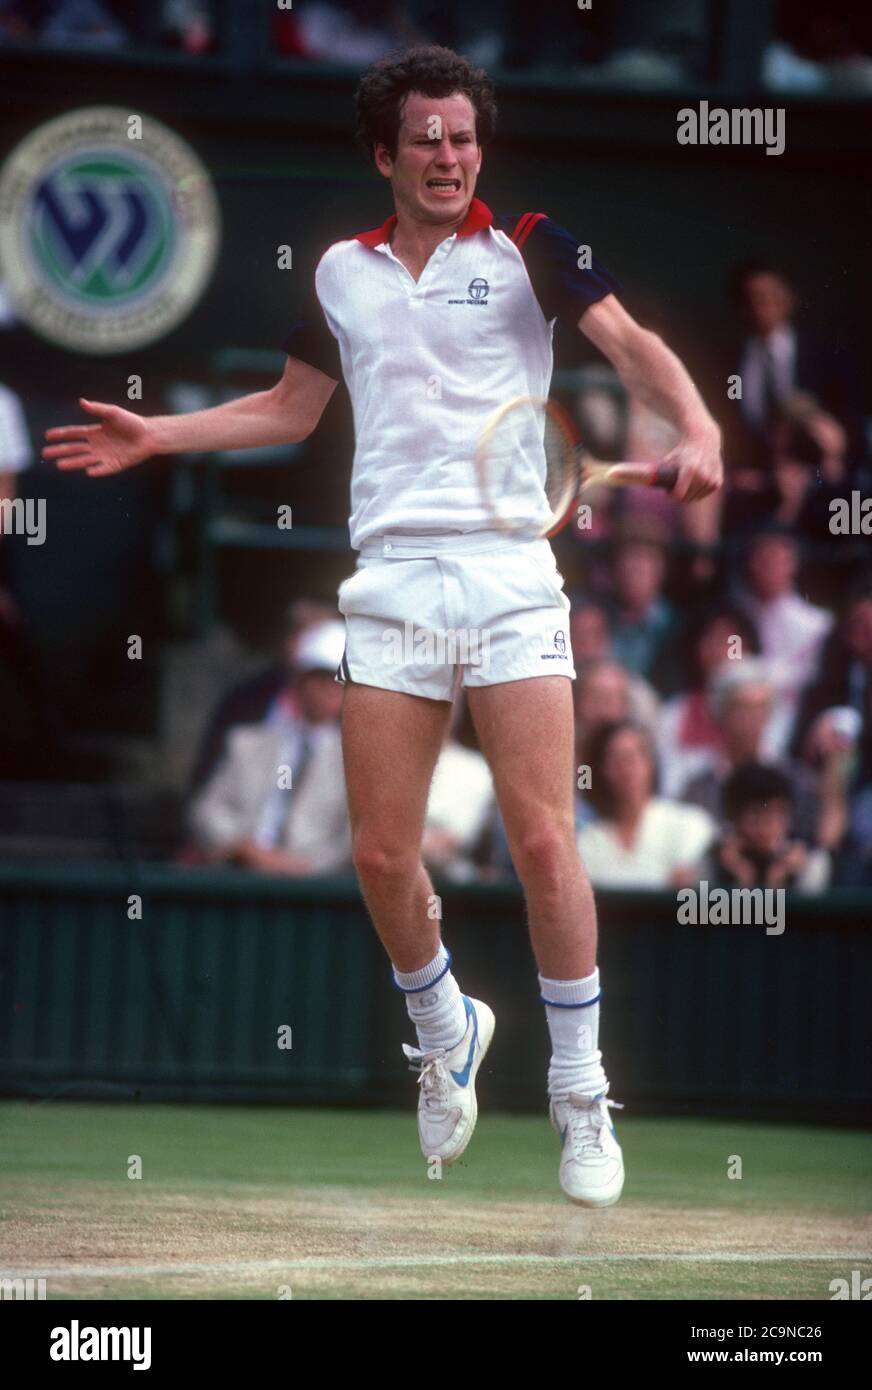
[581,459,680,491]
[651,463,679,491]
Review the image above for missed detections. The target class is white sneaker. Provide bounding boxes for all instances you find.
[550,1088,625,1207]
[402,996,495,1166]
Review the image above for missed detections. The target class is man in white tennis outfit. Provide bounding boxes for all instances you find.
[44,46,722,1207]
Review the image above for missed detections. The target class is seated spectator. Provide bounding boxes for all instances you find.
[718,258,866,536]
[160,0,215,54]
[187,621,351,875]
[188,597,339,792]
[723,260,865,479]
[702,762,830,893]
[682,660,847,853]
[421,686,495,883]
[289,1,429,66]
[733,527,833,754]
[577,720,716,888]
[765,2,872,95]
[575,658,659,829]
[657,603,760,797]
[569,597,660,730]
[41,0,128,47]
[604,519,678,695]
[840,779,872,887]
[768,396,851,540]
[481,657,645,881]
[793,577,872,792]
[801,704,865,886]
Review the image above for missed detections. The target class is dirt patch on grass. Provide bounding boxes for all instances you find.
[2,1183,869,1299]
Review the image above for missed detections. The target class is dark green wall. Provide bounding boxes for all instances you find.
[1,864,870,1122]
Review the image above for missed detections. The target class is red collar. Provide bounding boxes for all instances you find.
[354,197,493,247]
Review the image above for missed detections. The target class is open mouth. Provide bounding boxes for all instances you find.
[426,178,461,194]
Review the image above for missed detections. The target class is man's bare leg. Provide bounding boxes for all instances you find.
[341,678,495,1164]
[466,675,595,977]
[467,673,624,1206]
[340,681,451,972]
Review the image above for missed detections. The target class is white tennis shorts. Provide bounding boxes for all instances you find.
[334,529,575,701]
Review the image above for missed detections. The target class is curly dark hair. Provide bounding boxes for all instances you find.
[723,761,793,822]
[355,45,498,165]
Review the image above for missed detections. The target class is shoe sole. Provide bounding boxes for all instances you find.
[561,1180,624,1209]
[434,1001,495,1168]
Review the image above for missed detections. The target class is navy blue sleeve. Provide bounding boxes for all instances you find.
[281,278,342,381]
[496,212,623,328]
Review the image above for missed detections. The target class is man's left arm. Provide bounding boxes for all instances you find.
[579,294,723,504]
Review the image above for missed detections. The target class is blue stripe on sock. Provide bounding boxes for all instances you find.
[391,946,454,993]
[540,990,602,1008]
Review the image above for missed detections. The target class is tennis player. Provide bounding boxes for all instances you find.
[44,46,722,1207]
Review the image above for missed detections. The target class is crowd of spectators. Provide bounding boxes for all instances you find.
[4,1,871,96]
[0,0,217,53]
[179,561,869,892]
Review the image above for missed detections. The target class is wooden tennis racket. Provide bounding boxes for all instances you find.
[474,394,678,537]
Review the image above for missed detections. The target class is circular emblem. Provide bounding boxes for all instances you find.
[467,277,489,301]
[0,106,220,353]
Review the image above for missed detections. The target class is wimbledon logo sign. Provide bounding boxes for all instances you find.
[0,105,220,353]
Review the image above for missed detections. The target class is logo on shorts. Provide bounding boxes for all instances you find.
[540,629,568,661]
[448,276,489,305]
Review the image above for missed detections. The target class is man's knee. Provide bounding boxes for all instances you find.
[352,832,420,884]
[512,820,576,886]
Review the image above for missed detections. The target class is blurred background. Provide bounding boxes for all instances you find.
[0,0,870,1122]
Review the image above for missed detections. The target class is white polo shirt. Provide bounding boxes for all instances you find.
[284,198,621,552]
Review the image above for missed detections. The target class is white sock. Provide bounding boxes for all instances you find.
[393,944,468,1054]
[539,967,608,1102]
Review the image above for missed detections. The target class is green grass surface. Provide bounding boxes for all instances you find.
[1,1102,870,1300]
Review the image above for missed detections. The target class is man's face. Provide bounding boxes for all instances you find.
[576,663,629,729]
[742,272,794,335]
[374,91,481,226]
[723,684,772,750]
[747,536,797,601]
[613,543,665,612]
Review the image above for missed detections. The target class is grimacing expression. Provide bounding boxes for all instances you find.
[374,91,482,226]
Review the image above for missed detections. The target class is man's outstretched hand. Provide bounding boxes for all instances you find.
[43,399,155,477]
